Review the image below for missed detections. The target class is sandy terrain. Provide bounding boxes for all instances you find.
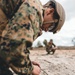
[30,48,75,75]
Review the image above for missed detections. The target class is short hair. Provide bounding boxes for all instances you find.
[50,39,53,42]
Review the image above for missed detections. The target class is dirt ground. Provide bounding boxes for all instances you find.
[30,48,75,75]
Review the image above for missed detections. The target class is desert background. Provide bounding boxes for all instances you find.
[30,46,75,75]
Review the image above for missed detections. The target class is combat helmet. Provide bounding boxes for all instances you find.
[43,0,65,33]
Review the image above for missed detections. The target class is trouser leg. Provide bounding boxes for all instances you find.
[51,49,56,54]
[46,47,50,54]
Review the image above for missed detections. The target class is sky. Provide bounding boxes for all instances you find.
[33,0,75,47]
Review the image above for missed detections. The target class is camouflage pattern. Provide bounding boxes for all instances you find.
[43,39,48,46]
[47,42,56,53]
[0,0,23,36]
[0,8,8,36]
[0,0,43,74]
[44,40,56,54]
[0,0,23,18]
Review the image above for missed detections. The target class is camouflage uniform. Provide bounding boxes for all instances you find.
[0,0,43,75]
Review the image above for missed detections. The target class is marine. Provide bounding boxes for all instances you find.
[0,0,65,75]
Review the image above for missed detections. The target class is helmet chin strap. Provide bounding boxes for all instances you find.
[43,19,58,25]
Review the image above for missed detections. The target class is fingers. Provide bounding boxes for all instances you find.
[32,61,40,68]
[32,65,41,75]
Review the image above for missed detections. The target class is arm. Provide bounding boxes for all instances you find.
[1,0,42,75]
[0,37,33,74]
[0,37,41,75]
[52,43,57,49]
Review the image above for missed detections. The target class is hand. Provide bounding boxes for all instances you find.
[32,65,41,75]
[53,46,57,50]
[32,61,40,68]
[55,46,57,49]
[32,61,41,75]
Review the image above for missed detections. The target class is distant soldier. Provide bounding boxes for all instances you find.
[0,0,65,75]
[46,39,57,54]
[43,39,57,55]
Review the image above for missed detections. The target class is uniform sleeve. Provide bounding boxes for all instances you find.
[0,0,23,19]
[0,36,33,74]
[0,1,35,74]
[2,1,39,43]
[52,43,56,47]
[1,0,42,74]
